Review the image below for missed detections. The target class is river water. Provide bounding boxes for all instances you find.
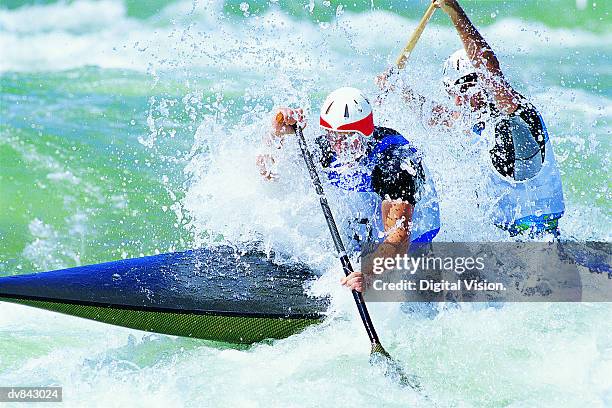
[1,0,610,406]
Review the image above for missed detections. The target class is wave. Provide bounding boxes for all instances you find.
[0,0,610,73]
[2,0,609,30]
[0,0,126,33]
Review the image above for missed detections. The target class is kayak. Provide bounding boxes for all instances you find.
[0,246,329,344]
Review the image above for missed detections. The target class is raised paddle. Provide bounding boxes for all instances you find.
[281,113,421,390]
[376,3,437,104]
[396,2,437,70]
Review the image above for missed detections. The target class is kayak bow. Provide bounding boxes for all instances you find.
[0,246,329,344]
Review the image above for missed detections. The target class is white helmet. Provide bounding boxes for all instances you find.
[319,87,374,137]
[442,48,477,89]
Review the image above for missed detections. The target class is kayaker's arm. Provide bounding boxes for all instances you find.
[380,200,414,252]
[401,87,459,127]
[340,201,413,293]
[434,0,522,114]
[370,146,423,259]
[342,148,421,293]
[256,108,306,180]
[375,70,459,128]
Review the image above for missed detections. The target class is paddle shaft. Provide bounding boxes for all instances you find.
[395,2,436,69]
[293,125,382,347]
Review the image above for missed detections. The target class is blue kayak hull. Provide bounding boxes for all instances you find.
[0,246,328,344]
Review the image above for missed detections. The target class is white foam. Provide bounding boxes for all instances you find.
[1,2,610,404]
[0,0,126,34]
[180,115,336,271]
[2,301,611,406]
[1,1,609,73]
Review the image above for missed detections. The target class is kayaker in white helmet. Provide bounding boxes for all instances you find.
[378,0,565,238]
[256,87,440,292]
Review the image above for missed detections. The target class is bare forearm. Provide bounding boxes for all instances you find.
[446,5,501,74]
[401,87,455,128]
[256,152,278,181]
[257,107,305,181]
[440,0,519,113]
[376,67,455,127]
[379,200,413,253]
[256,130,283,180]
[371,239,409,264]
[401,87,427,109]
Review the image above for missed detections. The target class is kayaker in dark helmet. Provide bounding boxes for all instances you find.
[378,0,565,238]
[256,87,440,292]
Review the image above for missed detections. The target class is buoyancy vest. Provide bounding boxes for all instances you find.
[322,131,440,252]
[472,110,565,233]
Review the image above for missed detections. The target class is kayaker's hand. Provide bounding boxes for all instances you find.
[432,0,461,16]
[256,153,278,181]
[272,107,306,135]
[375,67,396,93]
[263,107,306,149]
[341,271,365,293]
[258,107,305,180]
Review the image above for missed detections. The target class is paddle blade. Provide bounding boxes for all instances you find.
[370,343,422,391]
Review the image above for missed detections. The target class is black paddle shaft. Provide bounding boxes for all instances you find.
[293,125,382,346]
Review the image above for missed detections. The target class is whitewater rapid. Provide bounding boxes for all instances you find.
[1,1,610,406]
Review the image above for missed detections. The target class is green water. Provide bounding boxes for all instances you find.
[0,0,611,406]
[0,69,193,271]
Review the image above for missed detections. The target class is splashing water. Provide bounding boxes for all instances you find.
[1,0,610,406]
